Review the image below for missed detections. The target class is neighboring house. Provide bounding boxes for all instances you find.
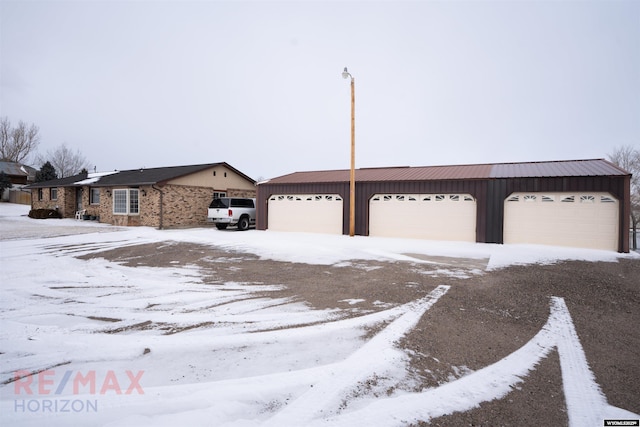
[27,162,256,228]
[257,159,632,253]
[0,161,37,203]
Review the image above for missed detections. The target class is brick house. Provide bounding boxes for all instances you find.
[27,162,256,228]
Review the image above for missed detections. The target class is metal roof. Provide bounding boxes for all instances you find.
[0,161,37,178]
[263,159,629,185]
[488,159,629,178]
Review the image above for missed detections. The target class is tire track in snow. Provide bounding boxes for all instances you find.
[262,285,450,426]
[553,297,639,426]
[305,297,640,427]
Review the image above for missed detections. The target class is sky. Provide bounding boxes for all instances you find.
[1,0,639,181]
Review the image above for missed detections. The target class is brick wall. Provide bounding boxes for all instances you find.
[227,188,257,198]
[30,187,75,217]
[158,184,212,228]
[31,189,51,210]
[99,186,153,227]
[101,184,213,228]
[30,184,257,228]
[81,187,100,219]
[97,188,115,225]
[142,185,256,228]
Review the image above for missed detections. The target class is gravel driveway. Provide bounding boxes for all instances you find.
[82,241,640,426]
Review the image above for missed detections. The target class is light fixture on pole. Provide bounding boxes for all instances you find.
[342,67,355,237]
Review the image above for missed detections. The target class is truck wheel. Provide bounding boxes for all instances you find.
[237,216,250,231]
[216,223,228,230]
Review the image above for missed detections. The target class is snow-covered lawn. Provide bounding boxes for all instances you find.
[0,203,637,426]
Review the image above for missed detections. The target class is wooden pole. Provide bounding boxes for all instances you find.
[349,77,355,237]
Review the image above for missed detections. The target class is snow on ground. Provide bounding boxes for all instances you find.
[0,203,637,426]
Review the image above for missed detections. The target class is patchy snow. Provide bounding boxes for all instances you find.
[69,170,120,186]
[0,203,637,426]
[339,299,366,305]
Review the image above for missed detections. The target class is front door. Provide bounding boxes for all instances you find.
[76,187,83,211]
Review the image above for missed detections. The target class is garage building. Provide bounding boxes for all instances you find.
[257,159,631,253]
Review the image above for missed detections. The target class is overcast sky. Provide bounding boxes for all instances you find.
[2,0,639,180]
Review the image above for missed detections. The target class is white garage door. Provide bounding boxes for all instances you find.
[503,192,619,251]
[268,194,343,234]
[369,194,477,242]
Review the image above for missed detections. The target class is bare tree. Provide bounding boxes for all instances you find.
[0,117,41,163]
[0,119,9,153]
[608,145,640,250]
[40,143,91,178]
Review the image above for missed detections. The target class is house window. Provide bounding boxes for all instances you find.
[90,188,100,205]
[129,189,139,213]
[113,189,139,215]
[213,192,226,199]
[38,188,43,201]
[50,188,57,200]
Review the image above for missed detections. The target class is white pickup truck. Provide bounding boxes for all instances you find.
[207,198,256,231]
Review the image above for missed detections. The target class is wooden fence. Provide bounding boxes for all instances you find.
[8,190,31,205]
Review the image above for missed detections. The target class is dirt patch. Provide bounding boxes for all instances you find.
[403,253,490,270]
[79,242,640,424]
[87,315,121,322]
[80,242,446,313]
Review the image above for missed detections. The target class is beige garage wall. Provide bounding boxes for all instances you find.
[503,192,619,251]
[369,194,476,242]
[268,195,343,234]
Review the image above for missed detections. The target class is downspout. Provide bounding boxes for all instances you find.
[152,184,164,230]
[620,175,631,253]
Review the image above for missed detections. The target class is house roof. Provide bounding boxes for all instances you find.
[262,159,630,185]
[26,162,255,188]
[26,173,84,188]
[0,161,37,179]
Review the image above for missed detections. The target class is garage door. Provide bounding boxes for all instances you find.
[369,194,477,242]
[503,192,619,251]
[268,194,343,234]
